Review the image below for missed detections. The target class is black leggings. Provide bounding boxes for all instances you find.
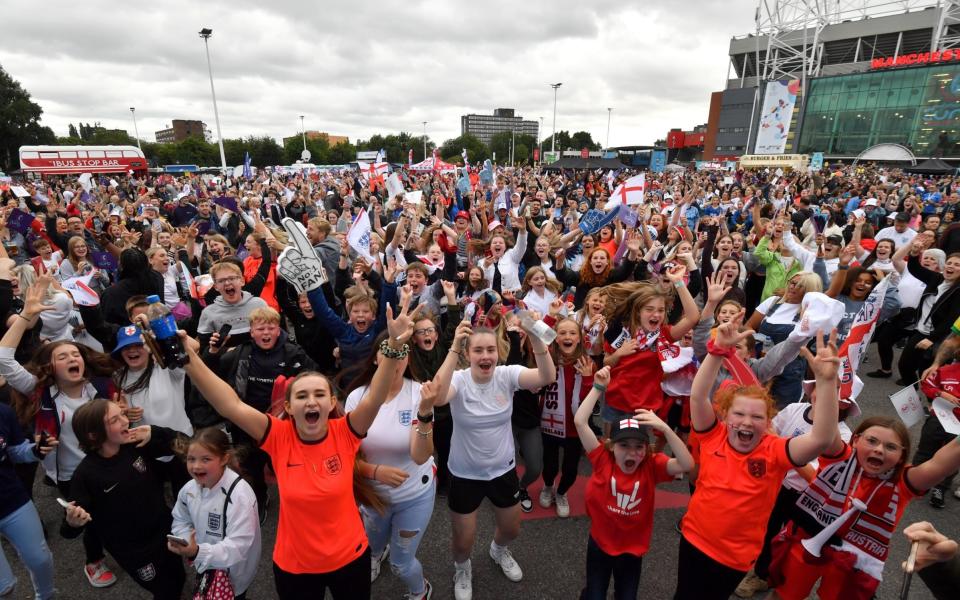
[897,331,935,384]
[542,434,582,496]
[913,413,958,492]
[57,480,104,565]
[434,411,453,490]
[112,540,185,600]
[754,486,801,579]
[873,311,914,371]
[581,535,642,600]
[674,535,747,600]
[273,547,371,600]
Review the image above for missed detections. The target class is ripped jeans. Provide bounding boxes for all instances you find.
[361,484,435,595]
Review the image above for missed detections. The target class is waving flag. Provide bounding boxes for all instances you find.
[243,152,252,178]
[604,173,646,209]
[408,149,413,167]
[376,148,386,164]
[462,148,469,171]
[479,159,494,185]
[346,208,374,261]
[838,276,891,399]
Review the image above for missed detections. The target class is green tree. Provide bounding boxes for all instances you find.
[570,131,601,151]
[284,134,330,165]
[328,141,357,164]
[0,64,56,170]
[68,123,79,138]
[490,132,536,164]
[439,133,487,164]
[356,132,433,164]
[540,130,572,152]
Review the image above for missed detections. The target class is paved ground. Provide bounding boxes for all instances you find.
[4,343,959,599]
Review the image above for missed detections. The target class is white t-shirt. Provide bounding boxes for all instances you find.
[120,364,193,436]
[521,287,558,317]
[772,403,852,491]
[345,379,434,503]
[898,270,927,310]
[875,226,917,248]
[448,364,524,480]
[756,296,801,325]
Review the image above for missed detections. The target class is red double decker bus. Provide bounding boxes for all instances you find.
[19,145,148,175]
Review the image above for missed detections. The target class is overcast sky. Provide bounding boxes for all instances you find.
[1,0,759,148]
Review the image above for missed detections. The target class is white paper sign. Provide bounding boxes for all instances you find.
[78,173,93,192]
[405,190,423,205]
[931,397,960,435]
[61,274,100,307]
[386,173,405,199]
[723,176,734,185]
[10,186,29,198]
[890,385,925,428]
[346,208,374,262]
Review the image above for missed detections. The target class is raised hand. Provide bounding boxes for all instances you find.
[714,310,753,349]
[23,276,56,318]
[799,329,840,381]
[276,217,327,293]
[386,287,420,344]
[632,408,669,433]
[419,379,440,412]
[665,264,687,283]
[593,365,611,387]
[575,354,595,377]
[706,271,731,303]
[126,425,152,447]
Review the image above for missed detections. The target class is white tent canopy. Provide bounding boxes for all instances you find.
[853,143,917,165]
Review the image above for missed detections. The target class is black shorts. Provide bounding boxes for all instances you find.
[447,468,520,514]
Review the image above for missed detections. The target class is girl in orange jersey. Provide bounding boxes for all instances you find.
[673,317,841,600]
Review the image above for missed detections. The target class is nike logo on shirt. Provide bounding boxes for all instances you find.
[103,483,119,493]
[287,463,303,467]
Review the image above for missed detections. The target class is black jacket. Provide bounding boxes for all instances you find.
[907,255,960,343]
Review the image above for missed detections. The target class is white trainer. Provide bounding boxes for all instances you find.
[539,485,555,508]
[489,545,523,582]
[453,562,472,600]
[556,493,570,518]
[370,546,389,583]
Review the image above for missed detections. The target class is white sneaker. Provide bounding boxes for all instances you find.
[453,562,472,600]
[489,544,523,582]
[556,493,570,518]
[539,485,555,508]
[371,546,389,582]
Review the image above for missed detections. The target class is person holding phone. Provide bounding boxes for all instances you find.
[168,427,261,599]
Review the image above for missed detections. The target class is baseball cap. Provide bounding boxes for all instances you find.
[610,417,650,444]
[864,198,878,207]
[112,325,145,358]
[454,211,471,222]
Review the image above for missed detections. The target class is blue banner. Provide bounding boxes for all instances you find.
[810,152,824,170]
[650,150,667,173]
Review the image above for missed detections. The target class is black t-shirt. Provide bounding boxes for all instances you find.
[66,426,178,558]
[0,403,30,520]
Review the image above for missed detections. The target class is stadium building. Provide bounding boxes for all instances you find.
[705,0,960,162]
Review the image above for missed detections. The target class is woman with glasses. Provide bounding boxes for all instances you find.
[769,415,960,600]
[745,271,823,408]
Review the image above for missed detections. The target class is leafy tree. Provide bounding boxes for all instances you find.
[439,133,487,164]
[540,130,572,153]
[68,123,79,138]
[0,64,56,171]
[284,134,330,165]
[570,131,601,151]
[328,141,357,164]
[357,132,433,163]
[490,132,536,164]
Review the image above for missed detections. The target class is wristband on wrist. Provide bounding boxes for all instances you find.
[706,338,736,358]
[379,340,410,359]
[373,464,380,481]
[17,313,31,322]
[592,383,607,393]
[837,264,849,270]
[417,411,434,424]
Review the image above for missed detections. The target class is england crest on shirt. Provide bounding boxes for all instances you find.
[132,456,147,473]
[136,562,156,581]
[398,410,412,427]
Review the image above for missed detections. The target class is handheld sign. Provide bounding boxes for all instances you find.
[276,218,328,294]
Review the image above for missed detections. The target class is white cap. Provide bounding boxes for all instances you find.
[886,211,897,220]
[63,191,75,201]
[864,198,878,207]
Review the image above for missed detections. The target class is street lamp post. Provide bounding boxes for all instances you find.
[510,125,516,165]
[606,107,613,149]
[538,116,543,164]
[300,115,306,152]
[422,121,428,160]
[129,107,142,152]
[198,28,227,172]
[550,83,562,154]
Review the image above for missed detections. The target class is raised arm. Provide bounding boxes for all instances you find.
[788,330,842,463]
[690,315,754,431]
[348,289,418,436]
[665,265,701,339]
[907,434,960,492]
[180,331,268,442]
[574,366,610,454]
[517,317,557,390]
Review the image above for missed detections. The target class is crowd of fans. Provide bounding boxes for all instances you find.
[0,161,959,599]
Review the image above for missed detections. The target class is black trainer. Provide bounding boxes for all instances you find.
[866,369,892,379]
[518,488,533,513]
[930,488,946,509]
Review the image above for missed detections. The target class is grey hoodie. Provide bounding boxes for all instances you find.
[196,291,268,336]
[314,238,341,292]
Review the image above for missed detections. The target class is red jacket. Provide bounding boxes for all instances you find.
[921,362,960,400]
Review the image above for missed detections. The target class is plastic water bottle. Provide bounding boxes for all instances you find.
[145,294,188,369]
[518,311,557,345]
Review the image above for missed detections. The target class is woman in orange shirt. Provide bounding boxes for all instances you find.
[242,232,279,311]
[181,290,419,600]
[673,317,841,600]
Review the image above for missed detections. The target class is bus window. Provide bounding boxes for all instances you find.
[76,151,87,158]
[106,151,122,158]
[40,152,59,159]
[59,151,78,158]
[21,151,39,159]
[122,150,140,157]
[87,150,105,158]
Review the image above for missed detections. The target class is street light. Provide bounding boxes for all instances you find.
[129,107,142,152]
[538,116,543,164]
[422,121,428,160]
[606,107,613,149]
[550,83,562,154]
[300,115,306,151]
[198,27,227,172]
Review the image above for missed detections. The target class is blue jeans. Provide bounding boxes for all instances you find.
[361,483,435,595]
[0,502,55,599]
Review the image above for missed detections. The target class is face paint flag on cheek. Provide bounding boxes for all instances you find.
[277,217,328,294]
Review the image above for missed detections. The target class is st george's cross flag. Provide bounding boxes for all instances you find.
[605,173,646,209]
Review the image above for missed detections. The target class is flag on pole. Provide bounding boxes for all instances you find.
[604,173,646,209]
[346,208,374,261]
[408,149,413,167]
[243,152,252,178]
[837,276,891,399]
[462,148,469,171]
[889,384,925,428]
[376,148,386,164]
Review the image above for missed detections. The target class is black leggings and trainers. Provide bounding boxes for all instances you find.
[272,547,371,600]
[542,434,582,495]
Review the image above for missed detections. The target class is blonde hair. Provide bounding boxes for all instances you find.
[520,266,562,296]
[248,307,281,325]
[777,271,822,304]
[209,261,243,279]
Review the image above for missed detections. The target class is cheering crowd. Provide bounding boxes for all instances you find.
[1,161,960,600]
